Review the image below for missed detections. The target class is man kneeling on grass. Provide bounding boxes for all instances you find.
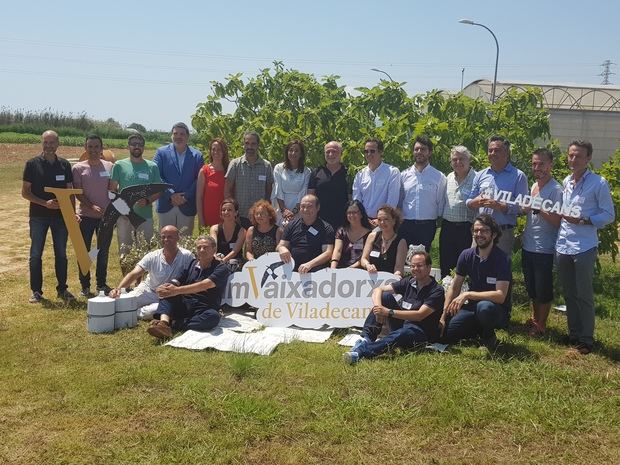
[147,235,231,340]
[344,250,445,364]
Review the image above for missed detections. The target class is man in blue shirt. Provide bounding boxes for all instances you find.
[467,136,528,256]
[556,140,615,355]
[147,235,231,339]
[153,122,204,236]
[441,214,512,349]
[344,250,445,364]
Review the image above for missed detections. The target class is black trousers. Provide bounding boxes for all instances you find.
[439,220,472,278]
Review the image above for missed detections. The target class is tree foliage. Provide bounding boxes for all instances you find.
[192,62,617,258]
[596,148,620,261]
[193,62,550,174]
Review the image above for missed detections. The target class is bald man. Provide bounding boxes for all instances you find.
[22,130,75,303]
[110,225,194,319]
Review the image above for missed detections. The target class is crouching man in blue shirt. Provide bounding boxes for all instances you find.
[147,235,231,340]
[344,250,445,364]
[441,214,512,349]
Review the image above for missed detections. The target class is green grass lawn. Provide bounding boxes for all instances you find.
[0,145,618,464]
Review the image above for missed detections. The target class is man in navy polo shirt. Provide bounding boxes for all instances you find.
[146,235,231,339]
[344,250,444,364]
[21,130,76,303]
[277,194,335,273]
[441,214,512,348]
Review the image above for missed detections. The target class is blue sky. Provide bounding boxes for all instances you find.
[1,0,618,131]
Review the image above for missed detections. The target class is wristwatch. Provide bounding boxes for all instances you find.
[388,308,395,317]
[578,217,589,225]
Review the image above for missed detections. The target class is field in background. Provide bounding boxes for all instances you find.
[0,143,618,465]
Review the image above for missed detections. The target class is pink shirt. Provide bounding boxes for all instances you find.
[72,159,113,218]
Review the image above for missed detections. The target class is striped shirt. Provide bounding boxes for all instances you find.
[442,169,476,223]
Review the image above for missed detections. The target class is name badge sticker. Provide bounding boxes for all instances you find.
[99,171,110,178]
[258,175,267,181]
[369,250,380,258]
[137,172,149,180]
[401,301,412,310]
[55,175,65,181]
[308,226,318,236]
[487,277,497,285]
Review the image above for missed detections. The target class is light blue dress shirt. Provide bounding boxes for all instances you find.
[467,162,529,226]
[556,170,615,255]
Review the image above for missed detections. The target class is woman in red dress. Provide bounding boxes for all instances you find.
[196,138,229,227]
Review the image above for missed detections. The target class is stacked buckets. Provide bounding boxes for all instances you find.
[87,289,138,333]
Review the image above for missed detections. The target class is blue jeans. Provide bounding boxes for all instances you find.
[357,293,428,359]
[444,300,508,343]
[29,216,68,294]
[155,295,221,332]
[78,216,111,289]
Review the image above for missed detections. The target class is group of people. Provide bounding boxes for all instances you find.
[22,127,614,355]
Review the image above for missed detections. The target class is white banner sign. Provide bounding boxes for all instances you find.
[222,253,400,328]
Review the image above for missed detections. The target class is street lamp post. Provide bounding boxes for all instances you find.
[370,68,395,82]
[459,19,499,103]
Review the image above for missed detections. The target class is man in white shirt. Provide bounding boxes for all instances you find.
[400,135,447,252]
[109,225,194,320]
[352,138,400,225]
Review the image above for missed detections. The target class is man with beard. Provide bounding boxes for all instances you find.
[72,134,114,297]
[521,148,562,336]
[224,131,273,229]
[22,130,76,303]
[441,214,512,348]
[109,133,162,254]
[400,135,446,252]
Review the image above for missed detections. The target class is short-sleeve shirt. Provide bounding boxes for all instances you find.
[335,227,369,267]
[308,165,349,229]
[72,160,113,219]
[110,158,162,219]
[23,154,73,218]
[282,216,335,271]
[391,276,445,340]
[177,258,231,310]
[225,155,274,219]
[137,247,195,290]
[467,162,529,226]
[443,169,477,223]
[522,178,563,254]
[455,246,512,311]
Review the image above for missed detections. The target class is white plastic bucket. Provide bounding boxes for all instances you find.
[115,289,138,329]
[87,291,115,333]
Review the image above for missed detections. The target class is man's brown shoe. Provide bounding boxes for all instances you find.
[147,320,172,339]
